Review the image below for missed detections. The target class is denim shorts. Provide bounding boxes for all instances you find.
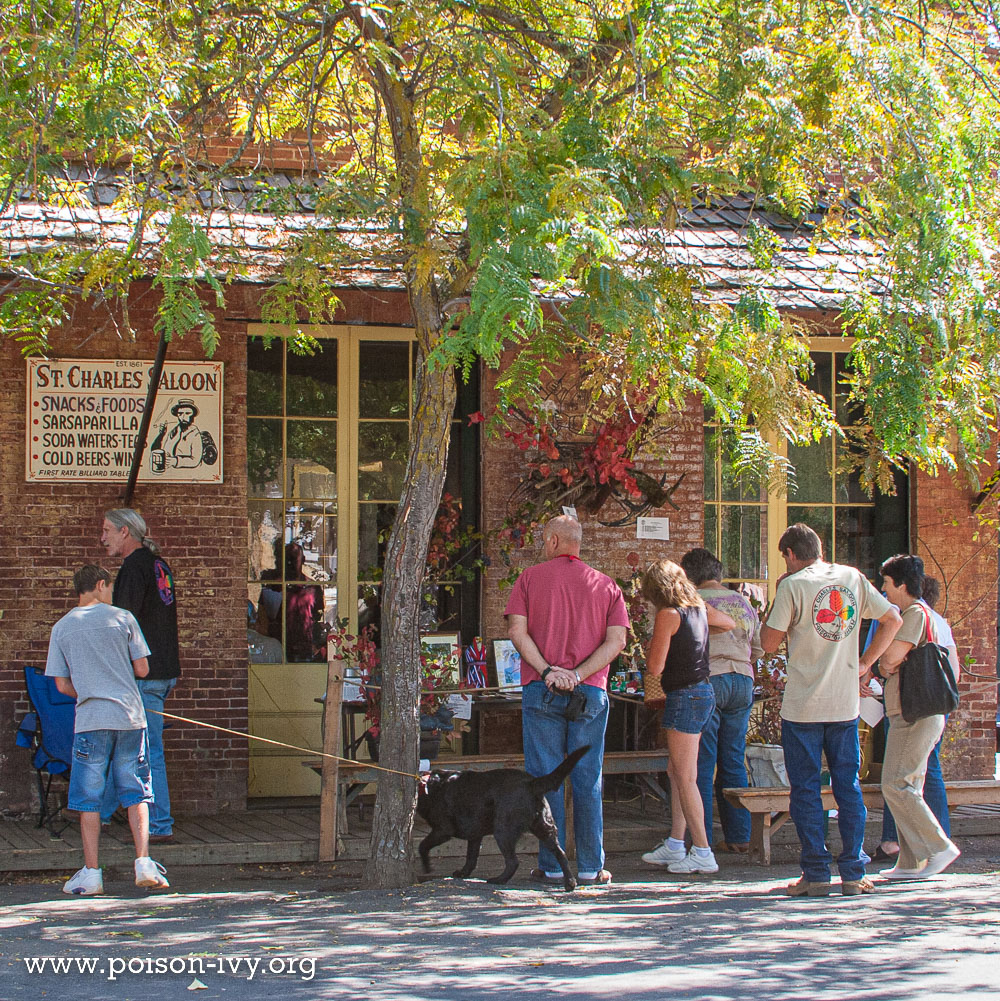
[68,728,153,813]
[660,680,716,735]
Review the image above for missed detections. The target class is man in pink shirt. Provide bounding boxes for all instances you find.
[505,515,629,885]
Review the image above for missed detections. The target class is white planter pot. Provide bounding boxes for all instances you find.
[745,743,788,787]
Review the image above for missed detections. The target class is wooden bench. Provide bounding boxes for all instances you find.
[723,779,1000,865]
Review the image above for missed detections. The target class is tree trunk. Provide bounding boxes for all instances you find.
[364,306,456,889]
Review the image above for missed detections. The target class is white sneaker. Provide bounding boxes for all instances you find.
[63,866,104,895]
[642,840,688,866]
[879,863,928,880]
[668,849,719,874]
[135,857,169,889]
[921,842,960,877]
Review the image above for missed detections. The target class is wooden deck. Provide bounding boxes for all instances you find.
[3,795,998,873]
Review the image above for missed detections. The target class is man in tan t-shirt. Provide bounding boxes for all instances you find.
[761,523,901,897]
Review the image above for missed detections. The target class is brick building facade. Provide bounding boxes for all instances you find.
[1,267,996,819]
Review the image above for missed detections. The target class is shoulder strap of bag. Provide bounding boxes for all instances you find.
[917,601,934,646]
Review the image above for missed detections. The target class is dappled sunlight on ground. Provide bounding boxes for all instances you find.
[3,863,998,1000]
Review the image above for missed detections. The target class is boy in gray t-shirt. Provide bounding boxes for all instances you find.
[45,565,169,895]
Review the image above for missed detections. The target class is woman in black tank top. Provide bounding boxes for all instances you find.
[639,560,735,875]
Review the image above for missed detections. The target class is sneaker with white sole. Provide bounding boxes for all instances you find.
[63,866,104,896]
[668,849,719,874]
[135,856,169,889]
[921,842,960,877]
[642,840,688,866]
[879,863,928,880]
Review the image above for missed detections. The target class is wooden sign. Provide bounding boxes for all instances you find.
[26,358,224,483]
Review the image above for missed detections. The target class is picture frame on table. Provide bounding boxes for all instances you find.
[493,639,522,692]
[421,632,467,718]
[420,632,462,686]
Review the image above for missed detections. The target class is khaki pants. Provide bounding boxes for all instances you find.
[881,712,949,869]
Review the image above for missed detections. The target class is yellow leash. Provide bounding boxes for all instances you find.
[151,709,421,780]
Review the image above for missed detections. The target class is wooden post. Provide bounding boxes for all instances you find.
[318,656,345,861]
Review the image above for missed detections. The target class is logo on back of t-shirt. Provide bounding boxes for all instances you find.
[812,585,858,641]
[154,558,175,606]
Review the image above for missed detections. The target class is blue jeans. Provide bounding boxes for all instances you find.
[101,678,176,834]
[881,716,950,841]
[522,681,609,875]
[69,729,152,813]
[697,674,753,844]
[782,717,870,883]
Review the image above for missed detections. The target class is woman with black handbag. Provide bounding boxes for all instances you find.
[874,555,960,880]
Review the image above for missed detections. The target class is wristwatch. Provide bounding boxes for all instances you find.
[541,666,553,681]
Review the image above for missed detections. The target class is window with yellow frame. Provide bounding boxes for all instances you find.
[704,340,906,596]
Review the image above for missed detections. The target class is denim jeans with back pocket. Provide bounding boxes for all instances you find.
[521,681,609,875]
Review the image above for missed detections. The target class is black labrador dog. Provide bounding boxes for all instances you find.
[416,746,588,892]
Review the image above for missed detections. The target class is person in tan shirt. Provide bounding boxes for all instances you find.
[761,523,901,897]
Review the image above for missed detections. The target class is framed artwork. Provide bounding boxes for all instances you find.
[493,639,522,692]
[420,632,462,688]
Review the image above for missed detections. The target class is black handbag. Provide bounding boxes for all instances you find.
[899,604,960,723]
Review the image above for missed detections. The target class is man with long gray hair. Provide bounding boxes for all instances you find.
[99,508,180,843]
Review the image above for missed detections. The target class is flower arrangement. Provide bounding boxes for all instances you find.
[328,620,466,741]
[328,620,382,736]
[615,558,653,676]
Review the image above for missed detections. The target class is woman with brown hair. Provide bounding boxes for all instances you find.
[639,560,735,875]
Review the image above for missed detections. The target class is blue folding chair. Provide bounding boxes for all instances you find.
[15,666,76,837]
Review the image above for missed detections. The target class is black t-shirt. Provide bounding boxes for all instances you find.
[114,547,181,680]
[661,605,710,692]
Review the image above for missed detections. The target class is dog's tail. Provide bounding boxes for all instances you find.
[530,746,591,794]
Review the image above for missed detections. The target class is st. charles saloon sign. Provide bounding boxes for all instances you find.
[26,359,224,484]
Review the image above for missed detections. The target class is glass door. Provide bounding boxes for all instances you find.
[245,325,416,797]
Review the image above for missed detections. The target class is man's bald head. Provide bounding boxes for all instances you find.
[543,515,582,557]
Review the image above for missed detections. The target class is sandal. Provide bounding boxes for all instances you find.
[577,869,612,886]
[719,842,750,854]
[871,846,899,863]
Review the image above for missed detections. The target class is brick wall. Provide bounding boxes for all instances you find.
[914,466,999,781]
[480,363,707,641]
[0,283,249,815]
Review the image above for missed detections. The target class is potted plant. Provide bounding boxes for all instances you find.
[746,653,789,786]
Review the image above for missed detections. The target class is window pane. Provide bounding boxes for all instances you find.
[834,352,863,425]
[835,450,870,503]
[277,582,329,662]
[289,509,337,583]
[359,341,410,419]
[248,500,284,581]
[788,440,833,503]
[806,351,833,406]
[247,338,282,415]
[287,420,337,499]
[835,506,877,579]
[287,340,337,417]
[720,440,764,502]
[247,418,283,496]
[787,505,832,560]
[720,505,765,579]
[359,422,408,500]
[704,505,718,556]
[359,503,396,579]
[704,433,717,502]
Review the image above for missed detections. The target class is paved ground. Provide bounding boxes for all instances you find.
[3,837,999,1001]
